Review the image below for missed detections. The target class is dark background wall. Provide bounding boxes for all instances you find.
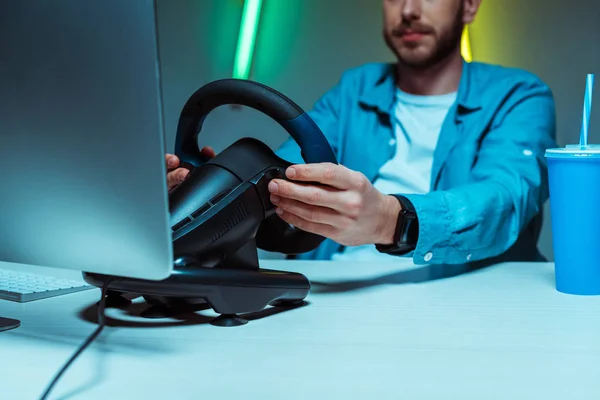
[470,0,600,260]
[155,0,600,261]
[156,0,392,153]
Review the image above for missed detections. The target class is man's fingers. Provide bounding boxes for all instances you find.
[274,207,337,238]
[167,168,189,190]
[200,146,216,159]
[268,179,337,207]
[285,163,359,190]
[270,196,346,226]
[165,154,180,171]
[268,179,346,208]
[167,146,214,170]
[166,146,213,191]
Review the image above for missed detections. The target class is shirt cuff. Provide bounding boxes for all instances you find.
[400,192,465,265]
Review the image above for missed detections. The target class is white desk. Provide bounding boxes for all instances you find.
[1,260,600,400]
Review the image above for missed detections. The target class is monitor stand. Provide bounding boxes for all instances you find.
[0,316,20,332]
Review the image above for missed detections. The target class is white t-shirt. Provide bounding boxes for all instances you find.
[332,88,457,261]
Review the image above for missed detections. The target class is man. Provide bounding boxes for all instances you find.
[166,0,557,267]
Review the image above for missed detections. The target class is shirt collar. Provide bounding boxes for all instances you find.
[358,60,482,118]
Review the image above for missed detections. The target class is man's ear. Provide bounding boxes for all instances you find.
[463,0,482,24]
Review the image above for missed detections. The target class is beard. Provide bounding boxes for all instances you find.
[384,7,464,69]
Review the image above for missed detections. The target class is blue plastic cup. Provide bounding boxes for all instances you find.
[546,145,600,295]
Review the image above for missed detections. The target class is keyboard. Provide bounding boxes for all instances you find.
[0,268,94,303]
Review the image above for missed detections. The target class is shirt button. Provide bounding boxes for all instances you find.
[389,138,396,146]
[424,252,433,262]
[523,149,533,156]
[466,253,472,261]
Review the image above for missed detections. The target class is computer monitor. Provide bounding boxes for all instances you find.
[0,0,174,280]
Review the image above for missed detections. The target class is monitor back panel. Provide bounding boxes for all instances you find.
[0,0,174,280]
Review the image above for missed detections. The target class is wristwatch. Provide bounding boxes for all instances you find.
[375,195,419,255]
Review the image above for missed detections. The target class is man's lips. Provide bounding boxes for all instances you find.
[398,31,428,41]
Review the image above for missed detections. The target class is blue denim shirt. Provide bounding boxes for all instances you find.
[275,61,557,266]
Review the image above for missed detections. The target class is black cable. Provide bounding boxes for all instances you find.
[39,280,111,400]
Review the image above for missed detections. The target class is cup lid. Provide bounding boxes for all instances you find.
[545,144,600,158]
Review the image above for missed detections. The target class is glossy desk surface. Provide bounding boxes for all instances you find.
[1,260,599,399]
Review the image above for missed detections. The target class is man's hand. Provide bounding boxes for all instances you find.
[166,146,216,191]
[268,163,402,247]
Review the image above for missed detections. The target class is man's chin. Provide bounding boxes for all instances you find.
[396,52,436,69]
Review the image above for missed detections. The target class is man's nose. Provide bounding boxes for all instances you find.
[401,0,423,22]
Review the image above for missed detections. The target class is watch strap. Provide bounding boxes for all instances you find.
[375,195,419,255]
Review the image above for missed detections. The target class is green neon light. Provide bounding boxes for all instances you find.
[233,0,263,79]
